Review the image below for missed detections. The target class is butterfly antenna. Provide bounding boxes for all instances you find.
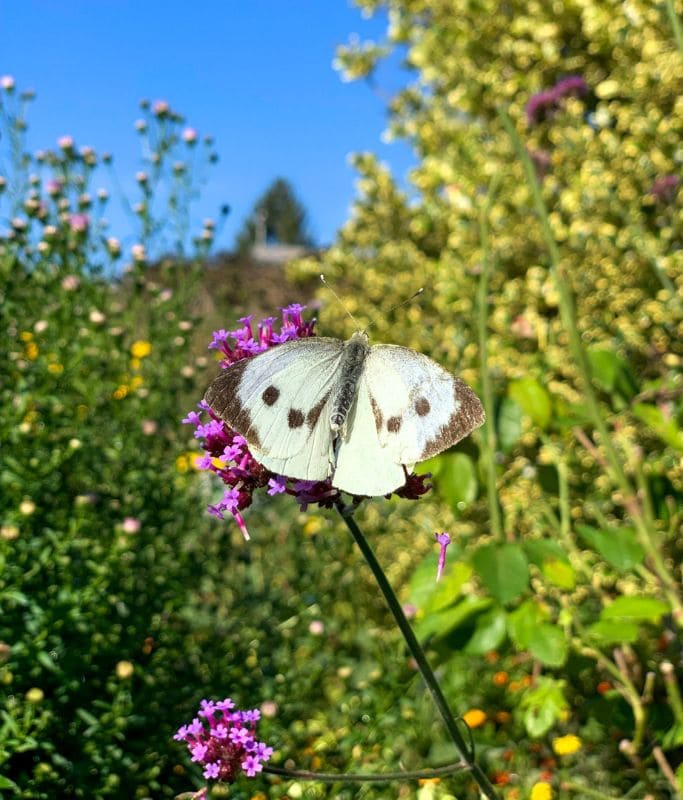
[366,287,424,332]
[320,274,360,328]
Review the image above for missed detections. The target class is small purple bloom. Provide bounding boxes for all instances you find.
[267,476,287,496]
[434,532,451,582]
[182,410,202,425]
[190,743,208,762]
[241,755,264,777]
[203,762,220,779]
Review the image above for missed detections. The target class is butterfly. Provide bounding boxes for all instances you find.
[204,330,485,497]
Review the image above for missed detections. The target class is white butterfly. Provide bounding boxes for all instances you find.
[204,331,485,497]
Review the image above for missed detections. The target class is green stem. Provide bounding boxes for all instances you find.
[264,759,470,783]
[666,0,683,52]
[497,107,683,624]
[477,175,504,541]
[336,502,500,800]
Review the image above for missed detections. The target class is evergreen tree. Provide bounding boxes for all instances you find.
[235,178,313,253]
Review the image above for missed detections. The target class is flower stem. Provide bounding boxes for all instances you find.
[477,174,504,541]
[335,501,501,800]
[264,759,470,783]
[666,0,683,52]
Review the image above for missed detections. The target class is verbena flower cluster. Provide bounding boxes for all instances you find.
[526,75,589,125]
[174,698,273,783]
[183,304,430,538]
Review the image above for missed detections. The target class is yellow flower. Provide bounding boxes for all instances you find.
[47,363,64,375]
[25,687,44,703]
[19,500,36,515]
[552,734,582,756]
[116,660,134,679]
[462,708,487,728]
[25,342,39,360]
[129,375,144,390]
[19,331,33,342]
[130,340,152,359]
[530,781,553,800]
[113,385,128,400]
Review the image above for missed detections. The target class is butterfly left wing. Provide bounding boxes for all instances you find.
[331,344,484,496]
[204,337,344,481]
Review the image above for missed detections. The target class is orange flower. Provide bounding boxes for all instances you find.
[462,708,487,728]
[493,671,509,686]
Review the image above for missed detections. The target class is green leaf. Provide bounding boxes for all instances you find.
[414,597,493,641]
[424,561,473,614]
[519,677,568,738]
[588,348,638,400]
[541,559,576,590]
[508,599,548,649]
[524,539,568,567]
[577,524,646,571]
[436,452,478,509]
[37,651,58,672]
[508,377,552,428]
[497,397,523,451]
[632,403,683,451]
[601,596,669,623]
[528,624,568,666]
[464,607,507,654]
[0,774,19,791]
[663,721,683,749]
[587,619,640,644]
[472,543,529,605]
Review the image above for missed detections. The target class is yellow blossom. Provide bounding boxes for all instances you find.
[19,331,33,341]
[47,363,64,374]
[25,687,44,703]
[530,781,554,800]
[113,385,128,400]
[116,660,134,679]
[129,375,144,390]
[19,500,36,515]
[130,340,152,359]
[25,342,39,360]
[552,734,582,756]
[462,708,487,728]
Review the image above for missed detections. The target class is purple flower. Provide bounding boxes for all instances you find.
[267,476,287,496]
[241,755,264,777]
[434,532,451,582]
[174,696,273,787]
[526,74,589,125]
[68,213,89,233]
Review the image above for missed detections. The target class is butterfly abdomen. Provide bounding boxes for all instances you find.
[330,332,369,433]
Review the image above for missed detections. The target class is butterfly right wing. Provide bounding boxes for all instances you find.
[204,338,344,475]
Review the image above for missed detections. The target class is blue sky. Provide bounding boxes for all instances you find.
[1,0,415,252]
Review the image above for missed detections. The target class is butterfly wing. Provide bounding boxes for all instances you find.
[204,338,344,480]
[331,344,484,496]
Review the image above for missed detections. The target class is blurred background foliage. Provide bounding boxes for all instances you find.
[1,0,682,798]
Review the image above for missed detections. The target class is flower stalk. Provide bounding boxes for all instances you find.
[336,501,501,800]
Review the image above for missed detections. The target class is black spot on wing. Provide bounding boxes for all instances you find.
[203,359,261,449]
[415,397,430,416]
[262,385,279,406]
[369,395,383,433]
[288,408,305,429]
[419,379,484,459]
[307,391,331,429]
[387,416,402,433]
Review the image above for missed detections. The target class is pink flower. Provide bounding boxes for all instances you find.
[61,275,80,291]
[1,75,15,91]
[122,517,141,534]
[152,100,169,116]
[69,213,89,233]
[57,135,74,150]
[308,620,325,635]
[434,532,451,582]
[182,127,198,144]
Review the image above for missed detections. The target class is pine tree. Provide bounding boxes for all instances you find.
[235,178,313,253]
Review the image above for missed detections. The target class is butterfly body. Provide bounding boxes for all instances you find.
[204,332,484,497]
